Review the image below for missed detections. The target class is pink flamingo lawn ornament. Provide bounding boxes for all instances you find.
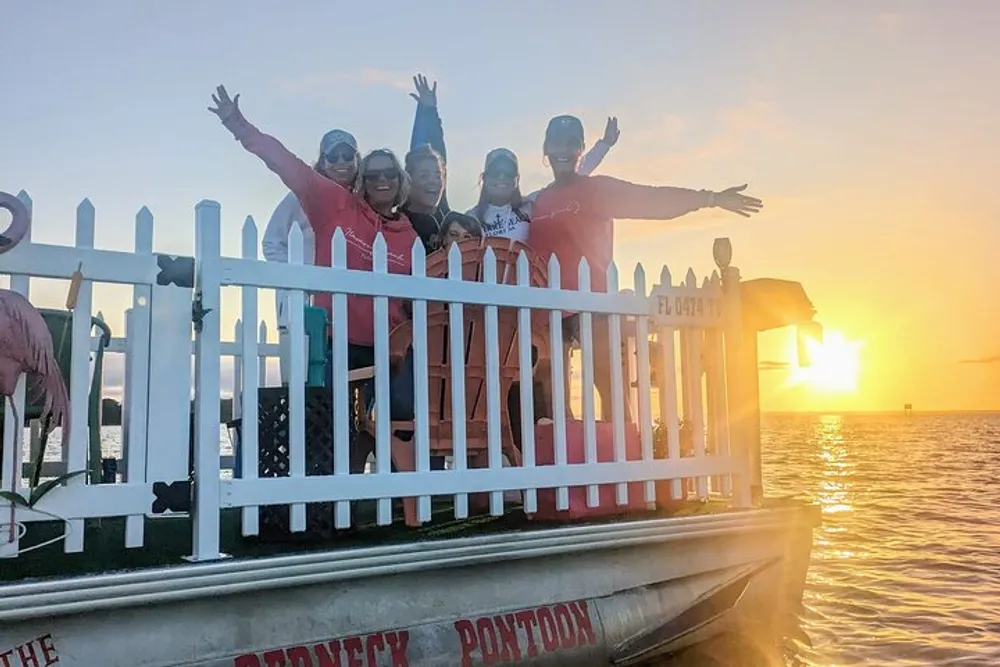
[0,191,70,545]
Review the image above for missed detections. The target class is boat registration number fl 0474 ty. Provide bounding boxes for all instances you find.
[652,292,724,326]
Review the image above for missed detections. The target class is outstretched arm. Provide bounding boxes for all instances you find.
[208,85,348,215]
[578,117,620,176]
[593,175,763,221]
[409,74,446,160]
[408,74,450,212]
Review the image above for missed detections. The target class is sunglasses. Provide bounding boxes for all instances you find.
[323,147,356,163]
[363,167,400,181]
[486,167,517,181]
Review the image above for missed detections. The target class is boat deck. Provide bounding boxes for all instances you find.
[2,498,765,583]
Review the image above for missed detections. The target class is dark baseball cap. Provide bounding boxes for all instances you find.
[544,115,585,144]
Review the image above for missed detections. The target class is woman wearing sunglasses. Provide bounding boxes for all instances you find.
[262,129,360,382]
[261,128,361,270]
[208,85,417,371]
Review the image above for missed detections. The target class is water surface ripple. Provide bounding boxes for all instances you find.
[672,412,1000,666]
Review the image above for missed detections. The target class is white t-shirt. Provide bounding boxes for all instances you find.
[467,139,613,243]
[473,203,532,242]
[262,191,317,329]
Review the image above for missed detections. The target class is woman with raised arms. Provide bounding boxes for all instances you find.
[208,85,418,371]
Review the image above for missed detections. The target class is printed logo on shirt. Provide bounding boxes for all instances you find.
[342,228,408,267]
[484,211,522,237]
[531,200,582,223]
[481,205,530,242]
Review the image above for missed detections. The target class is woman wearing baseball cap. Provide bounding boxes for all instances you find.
[262,128,360,269]
[262,128,361,380]
[529,113,763,419]
[467,117,620,243]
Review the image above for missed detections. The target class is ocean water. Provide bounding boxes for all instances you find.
[672,412,1000,667]
[16,412,1000,665]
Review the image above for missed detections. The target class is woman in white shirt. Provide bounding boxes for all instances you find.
[467,118,620,242]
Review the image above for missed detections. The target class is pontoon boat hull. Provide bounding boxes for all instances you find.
[0,506,817,667]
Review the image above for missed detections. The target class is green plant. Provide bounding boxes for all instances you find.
[0,470,86,510]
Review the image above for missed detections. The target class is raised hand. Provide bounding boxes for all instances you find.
[602,116,620,146]
[711,185,763,218]
[207,85,241,123]
[409,74,438,107]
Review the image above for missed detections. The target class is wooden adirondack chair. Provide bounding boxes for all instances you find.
[359,237,551,526]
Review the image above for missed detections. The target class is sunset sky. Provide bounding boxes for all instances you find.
[1,1,997,412]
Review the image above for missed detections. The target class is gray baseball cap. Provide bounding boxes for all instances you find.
[320,129,358,154]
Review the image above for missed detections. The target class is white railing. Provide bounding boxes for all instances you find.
[1,193,168,557]
[22,324,277,479]
[1,194,753,563]
[192,202,751,561]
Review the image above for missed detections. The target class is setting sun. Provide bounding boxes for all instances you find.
[788,331,863,394]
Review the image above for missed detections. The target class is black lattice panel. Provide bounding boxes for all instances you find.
[253,387,338,540]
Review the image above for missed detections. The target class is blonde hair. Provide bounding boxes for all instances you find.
[354,148,411,211]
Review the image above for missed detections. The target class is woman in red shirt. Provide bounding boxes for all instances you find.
[209,86,419,472]
[529,114,762,420]
[209,85,418,370]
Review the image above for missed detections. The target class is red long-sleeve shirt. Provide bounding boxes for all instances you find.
[529,175,709,293]
[224,114,417,347]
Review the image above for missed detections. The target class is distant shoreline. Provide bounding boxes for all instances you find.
[89,398,1000,426]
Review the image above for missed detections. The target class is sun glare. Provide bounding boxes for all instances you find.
[789,331,863,394]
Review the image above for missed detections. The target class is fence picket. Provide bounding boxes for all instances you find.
[633,265,656,505]
[64,199,96,553]
[286,223,306,533]
[122,280,150,548]
[410,239,431,523]
[516,251,537,514]
[371,233,393,525]
[447,242,469,520]
[240,217,260,536]
[605,262,628,506]
[330,230,352,529]
[482,247,504,516]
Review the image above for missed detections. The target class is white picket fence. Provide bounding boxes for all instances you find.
[0,193,753,563]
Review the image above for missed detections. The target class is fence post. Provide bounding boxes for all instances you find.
[144,294,195,492]
[189,200,224,561]
[63,199,96,553]
[716,238,753,508]
[123,207,153,530]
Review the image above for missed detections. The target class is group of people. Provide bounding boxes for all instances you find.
[207,74,762,462]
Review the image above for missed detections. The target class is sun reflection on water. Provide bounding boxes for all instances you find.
[815,416,854,516]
